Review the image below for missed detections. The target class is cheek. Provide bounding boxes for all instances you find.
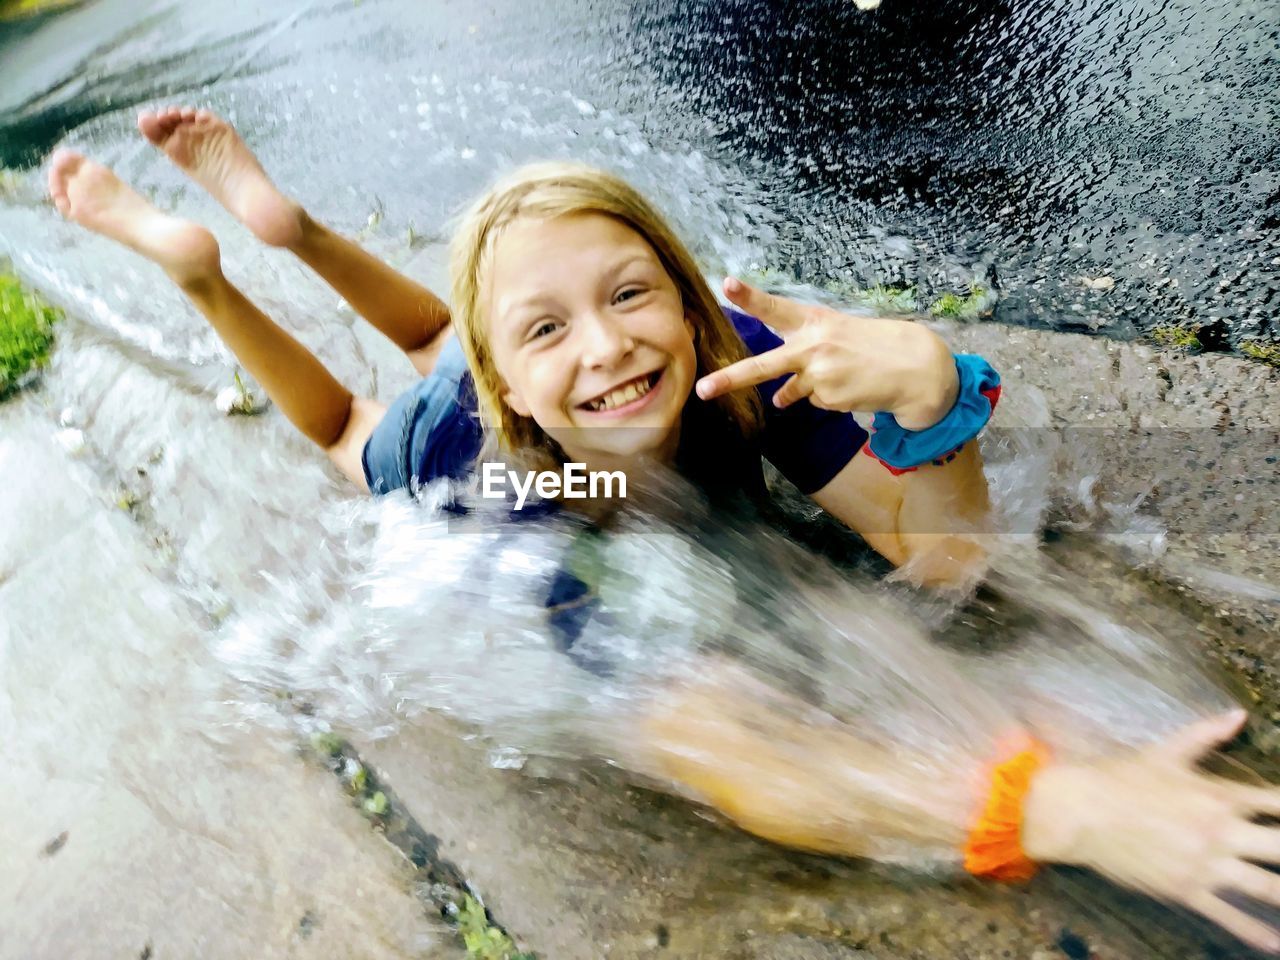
[650,307,696,360]
[492,350,539,417]
[526,357,577,413]
[674,325,698,372]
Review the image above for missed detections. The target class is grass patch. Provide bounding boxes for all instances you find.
[310,732,391,819]
[821,277,996,319]
[0,273,60,399]
[1150,324,1202,351]
[929,285,991,319]
[453,895,535,960]
[737,270,995,320]
[307,733,537,958]
[1240,340,1280,367]
[0,0,82,21]
[865,283,919,314]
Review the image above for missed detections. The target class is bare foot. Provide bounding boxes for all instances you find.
[138,107,304,248]
[47,149,220,286]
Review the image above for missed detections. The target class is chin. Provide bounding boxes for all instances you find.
[555,421,678,464]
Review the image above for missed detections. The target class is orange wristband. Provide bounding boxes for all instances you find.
[963,734,1050,882]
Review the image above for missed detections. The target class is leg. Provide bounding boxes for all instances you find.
[137,107,450,374]
[48,150,383,491]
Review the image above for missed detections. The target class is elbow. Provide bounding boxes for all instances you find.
[896,533,991,590]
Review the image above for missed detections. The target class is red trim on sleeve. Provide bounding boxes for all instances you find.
[980,384,1002,412]
[860,444,918,475]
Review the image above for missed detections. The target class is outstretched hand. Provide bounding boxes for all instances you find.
[696,277,958,430]
[1023,710,1280,954]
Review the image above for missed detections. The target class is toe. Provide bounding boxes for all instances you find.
[47,149,82,214]
[180,106,196,122]
[196,108,214,124]
[137,110,164,142]
[48,148,82,191]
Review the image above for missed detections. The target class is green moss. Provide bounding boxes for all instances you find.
[928,285,993,320]
[741,271,998,320]
[454,895,534,960]
[309,731,344,757]
[820,279,919,314]
[1240,340,1280,367]
[348,764,368,794]
[865,284,918,314]
[1151,324,1202,351]
[0,273,60,399]
[929,292,965,317]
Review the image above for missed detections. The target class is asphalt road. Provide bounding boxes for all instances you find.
[1,0,1276,340]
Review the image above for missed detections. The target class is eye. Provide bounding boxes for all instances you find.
[614,285,645,304]
[530,320,560,340]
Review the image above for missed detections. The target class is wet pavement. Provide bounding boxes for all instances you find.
[2,0,1277,348]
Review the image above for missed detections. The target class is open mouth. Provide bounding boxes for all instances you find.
[579,369,663,413]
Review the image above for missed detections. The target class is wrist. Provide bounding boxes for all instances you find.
[1020,762,1092,866]
[867,353,1001,472]
[893,334,960,431]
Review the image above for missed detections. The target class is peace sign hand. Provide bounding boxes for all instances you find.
[696,277,959,431]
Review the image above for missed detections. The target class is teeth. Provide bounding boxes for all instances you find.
[589,374,653,412]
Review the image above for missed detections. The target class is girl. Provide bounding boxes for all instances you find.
[47,107,1280,954]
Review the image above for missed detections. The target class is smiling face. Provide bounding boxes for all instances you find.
[484,212,698,472]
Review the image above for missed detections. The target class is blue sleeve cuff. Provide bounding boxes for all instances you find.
[868,354,1000,470]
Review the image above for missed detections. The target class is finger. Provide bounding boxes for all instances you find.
[1231,823,1280,865]
[1237,783,1280,818]
[1222,861,1280,909]
[1190,891,1280,955]
[1161,709,1249,765]
[696,344,805,400]
[772,373,813,410]
[723,277,807,333]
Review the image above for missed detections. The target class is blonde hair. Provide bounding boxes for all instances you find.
[449,161,763,474]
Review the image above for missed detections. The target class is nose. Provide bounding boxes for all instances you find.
[578,310,635,370]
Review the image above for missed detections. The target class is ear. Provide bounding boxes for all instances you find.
[502,385,532,418]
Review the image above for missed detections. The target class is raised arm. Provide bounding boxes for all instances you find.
[695,278,995,587]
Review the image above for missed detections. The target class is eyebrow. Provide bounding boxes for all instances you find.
[499,253,658,321]
[604,253,655,279]
[502,293,559,317]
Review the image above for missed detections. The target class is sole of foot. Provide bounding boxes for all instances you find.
[137,106,305,249]
[47,149,221,286]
